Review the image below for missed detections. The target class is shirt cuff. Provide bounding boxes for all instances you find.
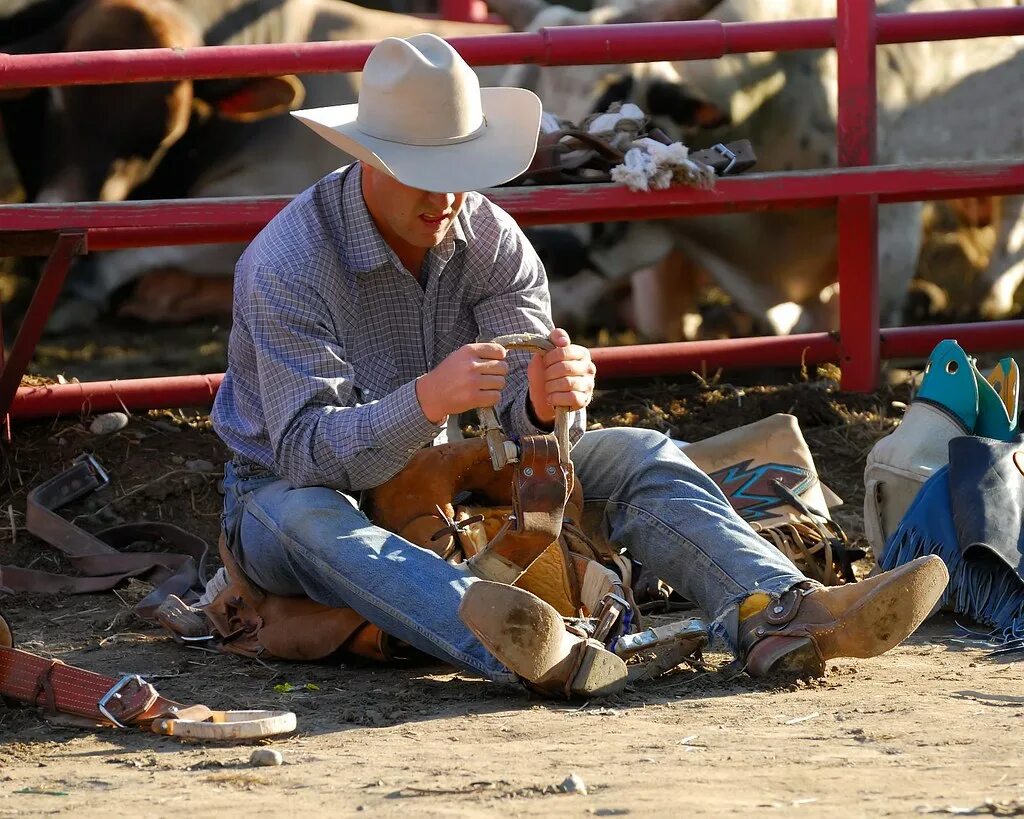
[514,391,587,449]
[513,391,551,438]
[369,379,446,458]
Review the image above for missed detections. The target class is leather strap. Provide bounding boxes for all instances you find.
[507,129,626,186]
[737,582,815,657]
[688,139,757,176]
[4,455,209,617]
[0,641,293,738]
[512,435,571,543]
[507,129,756,186]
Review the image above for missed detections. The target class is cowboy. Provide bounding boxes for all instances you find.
[210,33,948,698]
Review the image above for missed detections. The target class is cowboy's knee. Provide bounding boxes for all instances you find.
[273,485,364,553]
[597,425,676,457]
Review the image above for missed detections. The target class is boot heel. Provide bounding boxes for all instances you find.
[746,635,824,678]
[570,639,628,696]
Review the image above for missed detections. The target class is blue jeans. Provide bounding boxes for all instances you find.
[222,427,808,682]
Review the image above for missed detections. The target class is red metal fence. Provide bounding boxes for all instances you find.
[2,2,1024,423]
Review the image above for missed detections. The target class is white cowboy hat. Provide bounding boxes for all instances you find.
[291,33,542,193]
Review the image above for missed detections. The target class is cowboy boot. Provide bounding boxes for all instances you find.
[460,580,628,698]
[740,555,948,678]
[864,340,978,557]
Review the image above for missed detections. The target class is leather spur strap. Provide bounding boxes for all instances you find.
[507,434,572,564]
[4,454,209,617]
[0,642,295,739]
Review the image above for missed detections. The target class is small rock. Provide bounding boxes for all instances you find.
[89,412,128,436]
[249,748,284,767]
[170,455,185,465]
[560,773,587,795]
[185,459,216,474]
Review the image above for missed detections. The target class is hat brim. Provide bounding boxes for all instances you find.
[291,87,541,193]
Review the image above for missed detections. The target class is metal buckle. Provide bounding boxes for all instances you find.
[591,593,631,644]
[478,408,519,470]
[97,673,147,728]
[74,453,111,490]
[710,142,737,175]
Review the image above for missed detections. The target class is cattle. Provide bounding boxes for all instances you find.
[494,0,1024,340]
[0,0,507,328]
[1,0,730,332]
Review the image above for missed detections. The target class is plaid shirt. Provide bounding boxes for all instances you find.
[212,163,585,492]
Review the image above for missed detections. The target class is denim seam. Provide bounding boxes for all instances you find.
[244,495,516,683]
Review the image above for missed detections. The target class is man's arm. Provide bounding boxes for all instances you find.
[472,223,587,446]
[247,264,444,491]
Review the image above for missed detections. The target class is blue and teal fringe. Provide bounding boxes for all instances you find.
[880,466,1024,649]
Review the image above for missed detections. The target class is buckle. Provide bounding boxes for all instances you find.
[710,142,738,175]
[97,674,153,728]
[591,593,632,644]
[74,453,110,490]
[429,505,486,543]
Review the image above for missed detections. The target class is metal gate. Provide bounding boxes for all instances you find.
[2,2,1023,423]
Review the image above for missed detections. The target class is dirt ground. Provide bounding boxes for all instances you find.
[2,353,1023,818]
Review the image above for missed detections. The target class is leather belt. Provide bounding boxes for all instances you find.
[3,455,209,617]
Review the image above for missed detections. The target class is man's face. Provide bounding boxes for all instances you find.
[361,163,467,252]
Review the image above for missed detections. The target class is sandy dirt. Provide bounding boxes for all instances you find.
[2,375,1022,818]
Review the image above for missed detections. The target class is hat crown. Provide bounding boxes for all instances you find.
[356,34,485,147]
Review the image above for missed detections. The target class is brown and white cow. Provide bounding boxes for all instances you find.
[497,0,1024,340]
[1,0,729,330]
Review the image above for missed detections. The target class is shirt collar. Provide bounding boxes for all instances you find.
[341,163,395,274]
[340,163,468,274]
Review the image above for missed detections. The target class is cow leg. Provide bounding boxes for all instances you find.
[793,282,840,336]
[630,250,703,341]
[116,269,235,323]
[82,244,241,324]
[978,195,1024,320]
[548,270,613,334]
[877,202,925,327]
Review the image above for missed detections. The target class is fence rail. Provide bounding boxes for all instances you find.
[2,9,1022,87]
[2,3,1024,424]
[4,161,1023,249]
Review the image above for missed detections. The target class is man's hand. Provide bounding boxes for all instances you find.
[527,328,596,425]
[416,342,508,424]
